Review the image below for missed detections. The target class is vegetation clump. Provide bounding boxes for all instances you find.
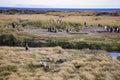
[0,47,120,80]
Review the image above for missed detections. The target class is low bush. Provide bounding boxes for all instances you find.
[0,34,18,46]
[0,27,3,34]
[0,34,119,52]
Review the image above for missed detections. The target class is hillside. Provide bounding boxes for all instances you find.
[0,46,120,80]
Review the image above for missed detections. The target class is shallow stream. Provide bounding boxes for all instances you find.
[109,52,120,59]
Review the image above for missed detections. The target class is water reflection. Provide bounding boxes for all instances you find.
[109,52,120,59]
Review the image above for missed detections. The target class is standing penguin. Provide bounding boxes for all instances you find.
[25,43,29,50]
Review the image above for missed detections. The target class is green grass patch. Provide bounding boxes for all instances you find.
[27,20,82,29]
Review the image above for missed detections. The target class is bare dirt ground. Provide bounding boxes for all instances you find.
[23,27,120,38]
[23,28,73,37]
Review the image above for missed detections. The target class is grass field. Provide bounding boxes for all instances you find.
[0,46,120,80]
[0,14,120,28]
[0,13,120,51]
[0,13,120,80]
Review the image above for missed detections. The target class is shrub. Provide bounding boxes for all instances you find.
[0,27,3,34]
[28,20,42,27]
[48,41,76,49]
[0,34,18,46]
[76,41,89,49]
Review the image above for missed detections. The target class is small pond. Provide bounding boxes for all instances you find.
[109,52,120,59]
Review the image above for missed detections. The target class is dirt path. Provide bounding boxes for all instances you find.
[23,27,120,38]
[23,28,74,37]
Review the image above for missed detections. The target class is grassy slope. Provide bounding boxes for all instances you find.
[0,46,120,80]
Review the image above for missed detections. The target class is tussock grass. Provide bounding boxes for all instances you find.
[0,14,120,28]
[0,46,120,80]
[62,16,120,27]
[0,14,19,27]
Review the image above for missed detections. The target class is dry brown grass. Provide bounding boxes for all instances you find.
[0,46,120,80]
[2,14,57,22]
[0,14,19,26]
[46,11,96,16]
[0,14,120,27]
[62,16,120,26]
